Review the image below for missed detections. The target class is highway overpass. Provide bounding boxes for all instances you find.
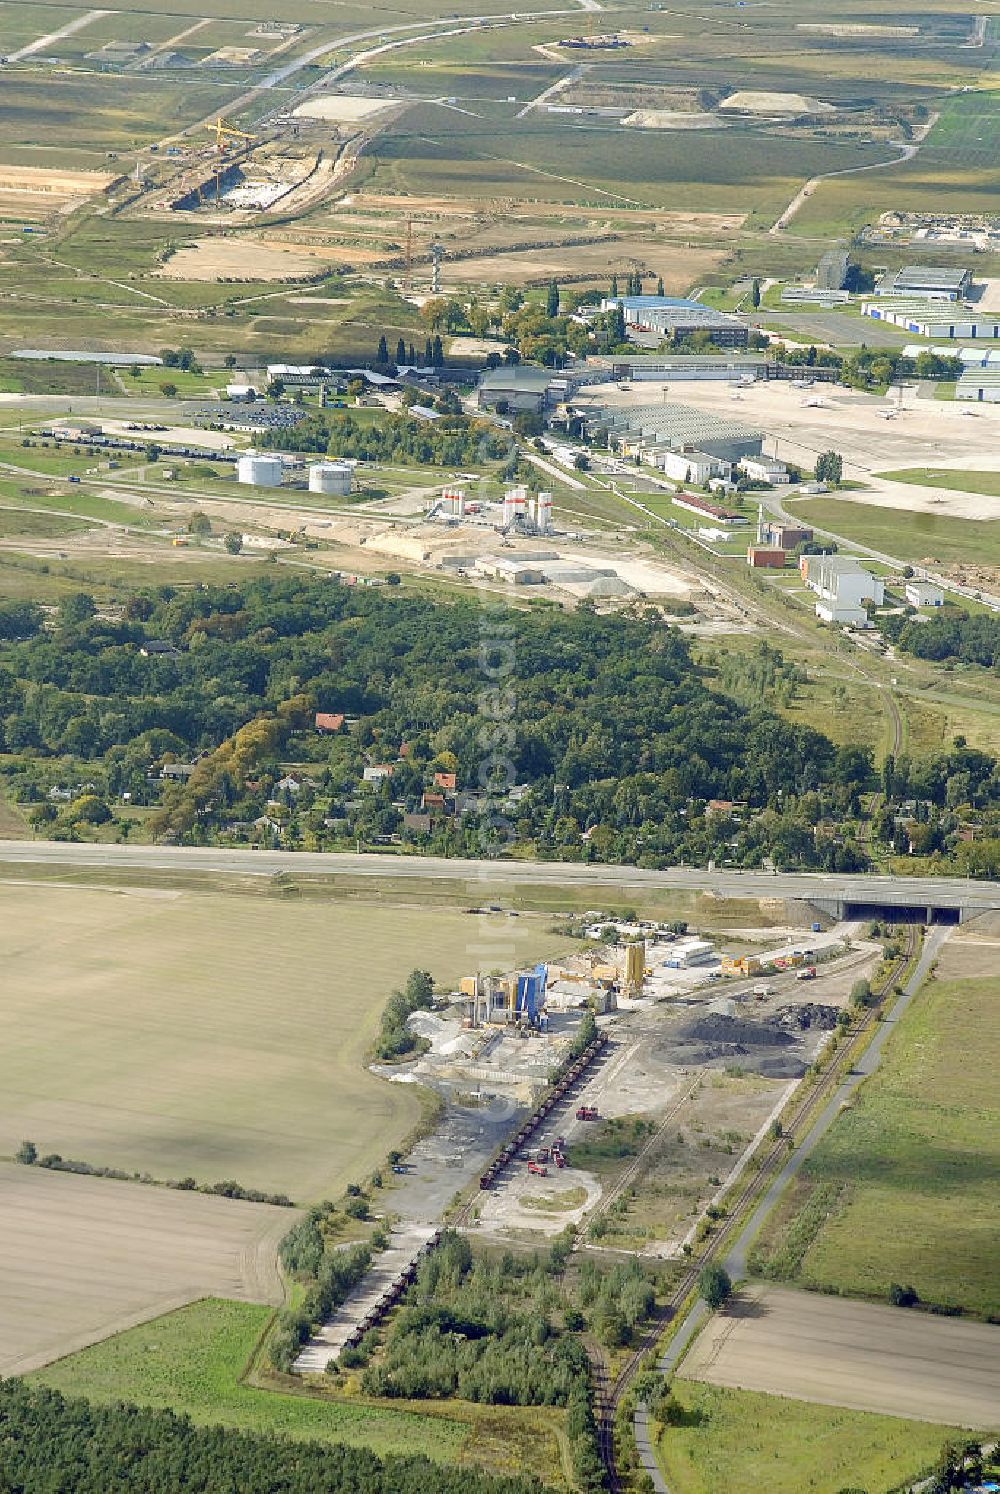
[0,841,997,922]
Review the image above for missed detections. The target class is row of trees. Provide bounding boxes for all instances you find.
[374,333,443,368]
[258,409,513,468]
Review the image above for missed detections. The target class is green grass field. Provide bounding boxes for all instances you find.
[655,1382,966,1494]
[29,1298,568,1483]
[29,1299,467,1460]
[925,89,1000,171]
[881,469,1000,499]
[788,494,1000,570]
[0,880,562,1200]
[0,508,87,539]
[751,948,1000,1318]
[369,105,890,219]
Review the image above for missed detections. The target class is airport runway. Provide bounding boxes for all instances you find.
[0,841,997,913]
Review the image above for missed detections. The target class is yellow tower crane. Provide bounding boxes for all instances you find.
[202,117,256,204]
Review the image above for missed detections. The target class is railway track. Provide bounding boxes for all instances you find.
[593,925,919,1491]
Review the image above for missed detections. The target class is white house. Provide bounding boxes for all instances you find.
[363,764,395,782]
[815,599,870,627]
[657,448,726,485]
[905,580,944,608]
[738,456,790,485]
[803,555,884,607]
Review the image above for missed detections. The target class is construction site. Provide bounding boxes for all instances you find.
[290,912,883,1374]
[382,917,882,1246]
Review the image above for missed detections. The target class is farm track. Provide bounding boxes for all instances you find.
[593,925,919,1491]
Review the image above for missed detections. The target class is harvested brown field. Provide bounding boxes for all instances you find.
[0,1161,290,1376]
[354,192,743,236]
[0,163,113,219]
[683,1284,1000,1429]
[442,239,726,288]
[0,879,557,1199]
[157,237,376,281]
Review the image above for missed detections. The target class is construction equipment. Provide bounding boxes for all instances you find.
[202,116,256,203]
[206,115,256,151]
[527,1160,547,1176]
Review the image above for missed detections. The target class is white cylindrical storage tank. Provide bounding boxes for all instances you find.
[454,489,466,518]
[537,491,553,534]
[502,491,517,526]
[237,453,283,488]
[309,461,352,496]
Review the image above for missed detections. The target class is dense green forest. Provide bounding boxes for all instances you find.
[259,408,518,469]
[880,607,1000,669]
[0,579,998,870]
[0,1380,544,1494]
[346,1230,638,1493]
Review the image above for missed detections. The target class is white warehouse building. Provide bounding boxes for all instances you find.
[862,300,1000,340]
[956,369,1000,403]
[906,580,944,608]
[803,555,884,627]
[656,447,728,485]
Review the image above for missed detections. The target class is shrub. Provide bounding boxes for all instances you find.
[698,1263,732,1310]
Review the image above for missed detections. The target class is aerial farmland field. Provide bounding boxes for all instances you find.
[750,924,1000,1319]
[0,878,560,1199]
[0,1163,290,1377]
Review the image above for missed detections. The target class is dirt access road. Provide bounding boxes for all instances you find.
[683,1283,1000,1430]
[0,1162,291,1375]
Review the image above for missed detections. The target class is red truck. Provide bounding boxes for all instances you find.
[527,1160,548,1177]
[575,1105,599,1121]
[796,966,818,981]
[553,1151,566,1168]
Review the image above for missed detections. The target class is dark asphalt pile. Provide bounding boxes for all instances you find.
[657,1005,838,1078]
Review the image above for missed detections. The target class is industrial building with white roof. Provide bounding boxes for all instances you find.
[581,399,763,463]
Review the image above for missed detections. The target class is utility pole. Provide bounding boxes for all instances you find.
[403,215,413,294]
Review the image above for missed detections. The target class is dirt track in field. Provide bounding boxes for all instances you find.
[682,1283,1000,1429]
[0,1162,292,1375]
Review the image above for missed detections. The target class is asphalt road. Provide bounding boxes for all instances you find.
[0,841,996,913]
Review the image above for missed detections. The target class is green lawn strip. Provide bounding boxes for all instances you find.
[29,1299,467,1461]
[0,481,157,528]
[787,494,1000,569]
[125,368,224,399]
[880,469,1000,499]
[764,973,999,1318]
[0,509,87,539]
[0,441,145,480]
[654,1382,968,1494]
